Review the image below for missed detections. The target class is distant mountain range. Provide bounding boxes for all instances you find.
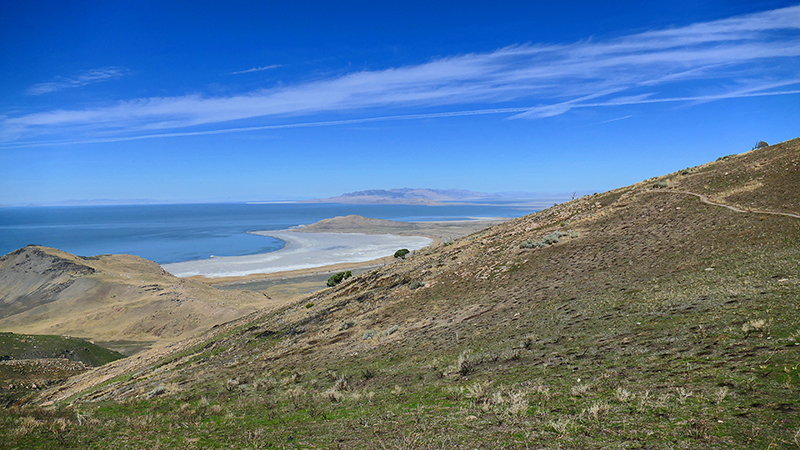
[304,188,577,205]
[6,189,580,207]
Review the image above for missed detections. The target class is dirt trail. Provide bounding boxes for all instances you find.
[650,189,800,220]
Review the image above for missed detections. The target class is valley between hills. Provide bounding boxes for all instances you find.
[1,138,799,448]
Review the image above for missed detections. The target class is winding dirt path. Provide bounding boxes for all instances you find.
[648,189,800,220]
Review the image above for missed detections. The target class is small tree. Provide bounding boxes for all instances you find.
[753,141,769,150]
[394,248,410,259]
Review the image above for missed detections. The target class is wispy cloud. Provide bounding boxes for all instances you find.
[26,67,127,95]
[598,115,633,124]
[5,88,799,150]
[4,5,800,144]
[226,65,282,75]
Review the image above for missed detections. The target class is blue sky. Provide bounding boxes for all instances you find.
[1,0,799,205]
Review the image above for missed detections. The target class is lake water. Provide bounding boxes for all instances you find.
[0,203,535,264]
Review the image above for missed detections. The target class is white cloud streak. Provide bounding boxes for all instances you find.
[4,5,800,143]
[226,65,282,75]
[26,67,127,95]
[3,89,797,150]
[597,115,633,124]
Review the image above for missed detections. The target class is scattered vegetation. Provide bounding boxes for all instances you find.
[520,229,578,248]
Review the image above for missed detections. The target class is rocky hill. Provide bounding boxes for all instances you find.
[0,246,273,354]
[295,214,508,242]
[6,139,800,448]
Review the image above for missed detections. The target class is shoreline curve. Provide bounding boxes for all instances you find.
[161,230,432,278]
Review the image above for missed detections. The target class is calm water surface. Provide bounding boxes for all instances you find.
[0,203,534,264]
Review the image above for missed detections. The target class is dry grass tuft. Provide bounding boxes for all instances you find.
[455,350,474,376]
[677,387,693,405]
[570,382,591,397]
[742,318,771,337]
[505,391,529,416]
[615,386,635,403]
[548,417,575,435]
[713,386,730,405]
[586,401,612,421]
[13,416,44,436]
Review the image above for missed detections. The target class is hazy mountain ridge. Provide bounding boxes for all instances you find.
[304,187,572,205]
[8,138,800,448]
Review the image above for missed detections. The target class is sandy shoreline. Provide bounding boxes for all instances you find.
[161,215,510,282]
[161,230,432,279]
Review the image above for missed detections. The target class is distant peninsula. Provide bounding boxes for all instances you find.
[303,188,573,206]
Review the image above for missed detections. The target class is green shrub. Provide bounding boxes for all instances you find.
[652,181,668,188]
[542,231,562,245]
[752,140,769,150]
[520,240,545,249]
[327,271,352,287]
[362,330,377,340]
[394,248,410,259]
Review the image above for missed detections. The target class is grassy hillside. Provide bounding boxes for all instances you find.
[0,332,124,366]
[4,139,800,449]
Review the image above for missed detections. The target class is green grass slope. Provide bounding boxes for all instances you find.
[0,332,125,367]
[6,139,800,449]
[0,332,125,408]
